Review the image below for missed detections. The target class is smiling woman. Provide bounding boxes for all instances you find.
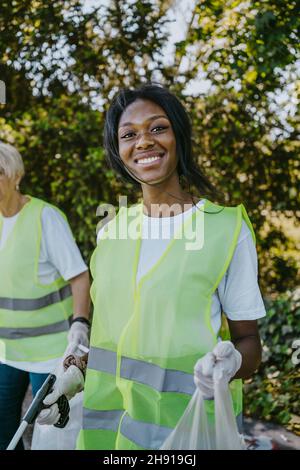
[103,84,224,217]
[39,84,266,450]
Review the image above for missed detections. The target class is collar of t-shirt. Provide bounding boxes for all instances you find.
[0,213,20,249]
[141,199,205,240]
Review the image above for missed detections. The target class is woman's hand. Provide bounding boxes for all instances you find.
[193,341,242,398]
[67,321,89,348]
[37,366,84,425]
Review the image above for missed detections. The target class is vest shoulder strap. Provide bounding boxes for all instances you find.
[238,203,256,245]
[205,199,255,244]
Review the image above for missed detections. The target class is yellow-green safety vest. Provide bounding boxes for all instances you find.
[77,199,256,450]
[0,196,73,362]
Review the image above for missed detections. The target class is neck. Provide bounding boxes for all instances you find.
[141,174,194,217]
[0,192,27,217]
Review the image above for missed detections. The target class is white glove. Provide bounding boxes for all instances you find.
[37,365,84,425]
[193,341,242,399]
[67,321,89,348]
[56,322,89,387]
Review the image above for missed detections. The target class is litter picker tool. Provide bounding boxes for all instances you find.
[6,373,70,450]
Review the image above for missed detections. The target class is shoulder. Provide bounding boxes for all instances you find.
[96,209,120,244]
[237,219,253,245]
[28,196,67,222]
[42,200,67,219]
[215,200,256,246]
[41,204,65,219]
[39,204,72,237]
[96,203,141,244]
[204,200,252,236]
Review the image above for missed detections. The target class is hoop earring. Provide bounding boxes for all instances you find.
[15,183,20,191]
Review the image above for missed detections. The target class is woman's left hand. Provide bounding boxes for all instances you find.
[67,322,89,348]
[193,341,242,398]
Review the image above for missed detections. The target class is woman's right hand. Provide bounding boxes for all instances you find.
[37,365,84,425]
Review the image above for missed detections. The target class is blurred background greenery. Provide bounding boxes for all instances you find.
[0,0,299,433]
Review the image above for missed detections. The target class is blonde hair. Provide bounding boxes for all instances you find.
[0,142,25,179]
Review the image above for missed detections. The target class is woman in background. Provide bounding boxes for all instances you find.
[0,142,91,449]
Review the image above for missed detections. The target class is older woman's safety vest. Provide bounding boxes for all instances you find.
[77,199,256,450]
[0,196,73,362]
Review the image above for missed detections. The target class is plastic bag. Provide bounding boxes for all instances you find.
[31,391,83,450]
[160,364,246,450]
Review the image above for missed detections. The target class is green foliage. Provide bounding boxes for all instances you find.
[0,0,299,288]
[244,290,300,434]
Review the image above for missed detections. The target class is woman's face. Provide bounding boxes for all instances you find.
[117,99,178,185]
[0,169,19,203]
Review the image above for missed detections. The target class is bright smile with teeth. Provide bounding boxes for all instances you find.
[136,154,163,164]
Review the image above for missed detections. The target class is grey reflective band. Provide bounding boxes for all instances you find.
[88,347,117,375]
[82,409,243,449]
[121,412,243,449]
[0,284,72,311]
[121,357,196,395]
[82,408,124,432]
[0,318,71,339]
[120,412,172,449]
[236,412,243,434]
[82,409,172,449]
[88,346,196,395]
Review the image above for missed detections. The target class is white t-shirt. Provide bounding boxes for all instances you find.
[97,199,266,336]
[0,206,88,373]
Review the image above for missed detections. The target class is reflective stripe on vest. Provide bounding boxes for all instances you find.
[120,412,172,450]
[88,346,196,395]
[0,318,71,339]
[82,409,172,449]
[0,196,73,362]
[82,409,243,450]
[82,408,123,432]
[0,284,71,311]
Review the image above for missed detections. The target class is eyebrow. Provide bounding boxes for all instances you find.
[119,114,169,129]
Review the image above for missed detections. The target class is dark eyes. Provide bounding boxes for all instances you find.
[120,126,168,139]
